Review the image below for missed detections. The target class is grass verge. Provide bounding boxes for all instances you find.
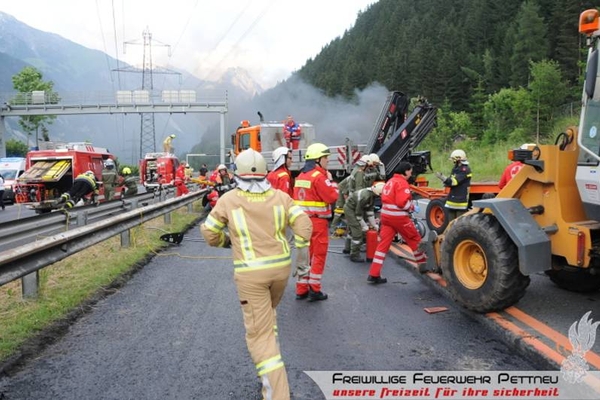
[0,202,205,373]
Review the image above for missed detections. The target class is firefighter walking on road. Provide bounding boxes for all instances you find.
[343,181,385,262]
[368,162,426,284]
[293,143,338,301]
[201,149,312,400]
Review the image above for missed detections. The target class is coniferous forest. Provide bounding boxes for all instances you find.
[297,0,600,149]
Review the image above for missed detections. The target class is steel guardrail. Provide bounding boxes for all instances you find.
[0,191,161,253]
[0,188,207,287]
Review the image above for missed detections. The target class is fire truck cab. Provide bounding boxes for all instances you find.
[15,142,115,212]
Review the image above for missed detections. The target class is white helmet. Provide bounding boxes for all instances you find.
[449,149,467,162]
[272,146,291,169]
[357,154,371,167]
[235,149,267,180]
[520,143,536,150]
[371,181,385,196]
[104,159,115,169]
[369,153,381,165]
[217,164,227,171]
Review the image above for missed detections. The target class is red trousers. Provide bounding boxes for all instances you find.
[296,217,329,294]
[175,181,189,197]
[368,215,425,278]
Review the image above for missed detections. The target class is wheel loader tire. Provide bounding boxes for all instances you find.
[441,213,530,313]
[425,198,450,234]
[546,269,600,293]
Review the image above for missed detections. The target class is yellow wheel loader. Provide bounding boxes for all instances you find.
[433,9,600,313]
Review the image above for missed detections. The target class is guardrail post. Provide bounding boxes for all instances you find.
[121,230,131,248]
[77,210,89,226]
[22,271,39,298]
[161,190,172,224]
[187,203,193,212]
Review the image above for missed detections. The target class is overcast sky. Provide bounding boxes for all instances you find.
[0,0,376,89]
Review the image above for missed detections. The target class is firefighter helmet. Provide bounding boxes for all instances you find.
[104,159,115,169]
[371,181,385,196]
[122,167,132,175]
[358,154,371,166]
[369,153,381,165]
[235,149,267,179]
[217,164,227,171]
[85,170,95,177]
[273,146,291,169]
[305,143,331,160]
[521,143,535,149]
[449,149,467,162]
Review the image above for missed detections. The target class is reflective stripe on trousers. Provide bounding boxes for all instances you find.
[296,217,329,294]
[235,267,291,400]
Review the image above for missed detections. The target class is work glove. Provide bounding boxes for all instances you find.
[359,219,369,232]
[434,172,447,182]
[293,246,310,278]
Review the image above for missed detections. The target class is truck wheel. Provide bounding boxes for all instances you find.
[546,268,600,292]
[425,198,449,234]
[441,213,530,313]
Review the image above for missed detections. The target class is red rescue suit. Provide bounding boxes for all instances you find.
[267,166,293,197]
[175,165,189,197]
[283,121,301,150]
[368,173,425,278]
[498,161,523,189]
[293,165,338,294]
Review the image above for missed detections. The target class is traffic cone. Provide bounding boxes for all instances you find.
[365,229,379,262]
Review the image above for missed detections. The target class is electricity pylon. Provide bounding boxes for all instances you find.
[114,27,181,158]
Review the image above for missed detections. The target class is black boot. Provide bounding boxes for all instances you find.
[367,275,387,284]
[350,254,365,263]
[308,289,328,302]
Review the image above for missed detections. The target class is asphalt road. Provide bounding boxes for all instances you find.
[0,225,540,400]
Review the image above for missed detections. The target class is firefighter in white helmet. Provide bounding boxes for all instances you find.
[201,149,312,400]
[267,146,294,196]
[434,149,472,219]
[343,181,385,262]
[347,154,372,197]
[364,153,386,186]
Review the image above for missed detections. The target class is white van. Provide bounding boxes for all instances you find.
[0,157,26,204]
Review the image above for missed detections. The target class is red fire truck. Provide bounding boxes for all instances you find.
[15,142,117,213]
[139,152,180,191]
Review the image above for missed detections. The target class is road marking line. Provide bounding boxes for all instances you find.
[504,306,600,370]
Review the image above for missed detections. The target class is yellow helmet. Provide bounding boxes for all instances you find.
[305,143,331,160]
[235,149,267,179]
[122,167,132,175]
[169,134,176,138]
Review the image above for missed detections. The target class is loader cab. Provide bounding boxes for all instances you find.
[576,9,600,220]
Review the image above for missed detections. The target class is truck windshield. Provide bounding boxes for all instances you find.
[579,98,600,166]
[0,169,17,179]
